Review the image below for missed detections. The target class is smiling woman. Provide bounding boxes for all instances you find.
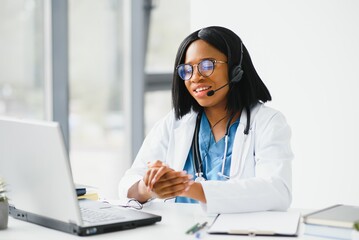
[119,26,293,214]
[183,40,229,108]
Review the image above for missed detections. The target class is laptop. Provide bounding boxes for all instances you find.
[0,117,161,236]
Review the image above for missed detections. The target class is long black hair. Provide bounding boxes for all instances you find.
[172,26,271,127]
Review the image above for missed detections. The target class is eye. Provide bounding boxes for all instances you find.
[184,65,192,73]
[200,60,214,71]
[177,64,193,80]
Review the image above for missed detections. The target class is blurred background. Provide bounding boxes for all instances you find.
[0,0,189,199]
[1,0,358,209]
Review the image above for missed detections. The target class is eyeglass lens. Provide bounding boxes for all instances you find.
[126,199,143,210]
[177,59,215,81]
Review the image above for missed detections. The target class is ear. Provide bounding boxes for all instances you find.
[230,65,244,83]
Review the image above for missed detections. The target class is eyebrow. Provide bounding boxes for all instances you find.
[184,58,216,65]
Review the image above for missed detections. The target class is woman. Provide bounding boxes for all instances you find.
[119,26,293,214]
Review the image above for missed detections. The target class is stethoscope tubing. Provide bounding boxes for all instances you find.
[192,110,235,181]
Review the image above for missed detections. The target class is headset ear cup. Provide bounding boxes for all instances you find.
[230,65,244,83]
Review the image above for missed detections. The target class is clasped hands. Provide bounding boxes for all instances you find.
[143,160,194,199]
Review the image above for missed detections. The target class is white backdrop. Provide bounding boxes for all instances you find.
[190,0,359,209]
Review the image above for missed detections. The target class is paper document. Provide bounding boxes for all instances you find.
[208,211,300,236]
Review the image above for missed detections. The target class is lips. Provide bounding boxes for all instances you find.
[194,86,211,93]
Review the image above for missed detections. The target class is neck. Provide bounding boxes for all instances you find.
[209,115,227,129]
[204,108,241,130]
[204,108,228,127]
[203,107,240,142]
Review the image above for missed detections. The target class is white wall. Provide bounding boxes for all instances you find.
[190,0,359,209]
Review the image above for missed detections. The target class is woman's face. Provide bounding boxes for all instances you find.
[184,39,229,109]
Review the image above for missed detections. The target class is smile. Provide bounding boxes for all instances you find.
[194,86,211,93]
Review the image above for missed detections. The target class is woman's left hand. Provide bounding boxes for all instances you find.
[145,161,193,199]
[151,170,194,199]
[143,160,173,191]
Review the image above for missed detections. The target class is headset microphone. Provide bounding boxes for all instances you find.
[207,42,245,97]
[206,82,230,96]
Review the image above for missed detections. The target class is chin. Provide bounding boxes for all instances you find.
[196,97,227,109]
[196,100,215,108]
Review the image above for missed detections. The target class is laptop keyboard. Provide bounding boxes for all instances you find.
[80,207,126,223]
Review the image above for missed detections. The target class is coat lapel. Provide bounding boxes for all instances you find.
[230,104,261,178]
[230,112,247,177]
[171,113,196,171]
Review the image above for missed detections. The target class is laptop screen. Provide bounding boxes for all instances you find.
[0,117,82,225]
[0,117,161,236]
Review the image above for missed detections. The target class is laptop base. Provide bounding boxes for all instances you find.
[9,204,161,236]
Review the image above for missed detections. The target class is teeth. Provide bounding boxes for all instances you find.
[195,86,210,93]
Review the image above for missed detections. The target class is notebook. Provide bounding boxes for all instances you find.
[207,211,300,237]
[0,117,161,236]
[303,204,359,228]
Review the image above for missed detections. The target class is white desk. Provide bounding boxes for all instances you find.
[0,203,321,240]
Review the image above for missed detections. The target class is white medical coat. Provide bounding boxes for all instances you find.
[119,103,293,214]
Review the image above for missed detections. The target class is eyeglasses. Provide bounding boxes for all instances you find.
[176,59,227,81]
[106,198,143,210]
[102,198,155,211]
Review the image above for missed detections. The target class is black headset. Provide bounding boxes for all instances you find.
[229,42,250,135]
[230,42,244,83]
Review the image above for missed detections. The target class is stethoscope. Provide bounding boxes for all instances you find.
[191,110,236,182]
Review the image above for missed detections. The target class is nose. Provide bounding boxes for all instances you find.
[190,65,202,83]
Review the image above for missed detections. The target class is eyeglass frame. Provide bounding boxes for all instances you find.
[124,198,144,210]
[111,197,156,210]
[101,198,144,210]
[176,58,227,81]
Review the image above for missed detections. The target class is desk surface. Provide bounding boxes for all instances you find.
[0,202,321,240]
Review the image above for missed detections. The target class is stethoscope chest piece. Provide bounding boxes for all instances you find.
[195,172,206,182]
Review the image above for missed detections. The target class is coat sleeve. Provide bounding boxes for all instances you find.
[118,111,173,199]
[201,109,293,214]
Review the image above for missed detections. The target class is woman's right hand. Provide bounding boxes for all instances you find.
[143,160,173,190]
[143,160,193,199]
[151,170,194,199]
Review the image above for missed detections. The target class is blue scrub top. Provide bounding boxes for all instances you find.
[175,113,239,203]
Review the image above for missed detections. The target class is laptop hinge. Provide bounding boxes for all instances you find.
[9,204,28,221]
[9,205,81,235]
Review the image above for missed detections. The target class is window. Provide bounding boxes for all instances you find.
[145,0,190,73]
[69,0,125,199]
[0,0,191,200]
[144,0,190,133]
[0,0,45,120]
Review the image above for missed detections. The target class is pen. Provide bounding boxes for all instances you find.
[195,221,208,232]
[186,221,208,235]
[186,223,200,234]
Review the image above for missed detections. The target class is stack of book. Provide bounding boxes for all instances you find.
[303,204,359,239]
[76,185,99,201]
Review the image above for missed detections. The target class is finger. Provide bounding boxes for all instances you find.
[146,168,159,190]
[151,165,174,183]
[154,175,192,191]
[148,160,165,168]
[156,171,193,183]
[146,160,166,187]
[144,167,159,188]
[143,169,151,187]
[149,166,173,189]
[155,182,193,199]
[153,173,192,194]
[154,179,193,196]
